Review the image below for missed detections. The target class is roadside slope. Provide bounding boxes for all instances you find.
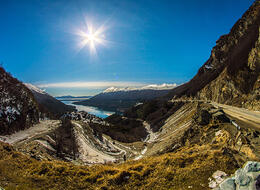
[167,1,260,111]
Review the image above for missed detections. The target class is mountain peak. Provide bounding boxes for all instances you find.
[168,1,260,110]
[103,83,178,93]
[24,83,46,95]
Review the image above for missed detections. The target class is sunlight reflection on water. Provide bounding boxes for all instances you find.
[61,100,114,119]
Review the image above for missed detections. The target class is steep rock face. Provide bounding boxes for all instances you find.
[0,67,39,135]
[168,1,260,110]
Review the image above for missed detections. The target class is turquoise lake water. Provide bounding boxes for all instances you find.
[61,100,114,119]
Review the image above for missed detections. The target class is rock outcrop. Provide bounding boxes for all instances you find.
[213,161,260,190]
[168,1,260,110]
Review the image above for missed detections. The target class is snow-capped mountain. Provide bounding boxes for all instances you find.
[24,83,46,94]
[74,84,177,113]
[24,83,76,118]
[103,83,177,93]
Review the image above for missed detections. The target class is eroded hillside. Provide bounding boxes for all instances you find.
[0,101,259,190]
[0,1,260,190]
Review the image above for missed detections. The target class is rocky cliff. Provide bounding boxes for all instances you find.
[168,1,260,110]
[0,67,39,135]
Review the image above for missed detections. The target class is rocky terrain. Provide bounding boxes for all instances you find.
[0,67,40,135]
[0,99,259,189]
[211,161,260,190]
[25,83,76,118]
[0,1,259,190]
[167,1,260,111]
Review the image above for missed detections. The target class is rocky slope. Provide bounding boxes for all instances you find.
[167,1,260,110]
[212,161,260,190]
[0,1,259,190]
[0,100,259,189]
[0,67,39,135]
[24,83,76,118]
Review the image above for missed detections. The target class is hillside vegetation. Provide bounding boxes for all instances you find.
[0,100,259,189]
[0,141,241,190]
[0,1,260,190]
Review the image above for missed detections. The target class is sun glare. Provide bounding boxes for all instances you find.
[76,22,108,55]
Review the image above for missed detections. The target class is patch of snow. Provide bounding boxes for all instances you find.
[134,146,147,160]
[103,83,178,93]
[5,106,20,115]
[205,64,213,70]
[143,121,158,143]
[24,83,46,94]
[0,120,60,144]
[135,102,143,107]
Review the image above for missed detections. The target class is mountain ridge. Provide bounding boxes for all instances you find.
[167,0,260,111]
[25,83,76,118]
[74,89,174,113]
[0,1,259,190]
[0,67,40,135]
[103,83,177,93]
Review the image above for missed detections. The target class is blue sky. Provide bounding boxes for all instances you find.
[0,0,255,96]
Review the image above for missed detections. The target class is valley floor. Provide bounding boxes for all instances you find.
[0,101,259,190]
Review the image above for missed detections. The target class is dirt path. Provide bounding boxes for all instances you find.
[170,99,260,129]
[72,122,116,164]
[102,136,126,156]
[0,120,60,145]
[211,102,260,130]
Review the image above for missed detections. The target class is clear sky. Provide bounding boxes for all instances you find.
[0,0,255,96]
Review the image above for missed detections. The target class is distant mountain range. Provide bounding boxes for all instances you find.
[0,2,259,189]
[103,83,177,93]
[74,84,177,113]
[56,95,92,99]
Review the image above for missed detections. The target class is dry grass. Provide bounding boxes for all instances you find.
[0,141,240,190]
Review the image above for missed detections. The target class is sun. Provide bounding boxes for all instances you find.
[76,22,107,55]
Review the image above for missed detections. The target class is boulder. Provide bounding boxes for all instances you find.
[197,109,212,125]
[213,161,260,190]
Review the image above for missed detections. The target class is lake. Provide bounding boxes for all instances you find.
[61,100,114,119]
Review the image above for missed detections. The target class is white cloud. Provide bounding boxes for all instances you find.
[37,81,146,89]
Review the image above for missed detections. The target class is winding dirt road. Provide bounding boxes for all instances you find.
[0,120,60,145]
[211,102,260,130]
[72,121,116,164]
